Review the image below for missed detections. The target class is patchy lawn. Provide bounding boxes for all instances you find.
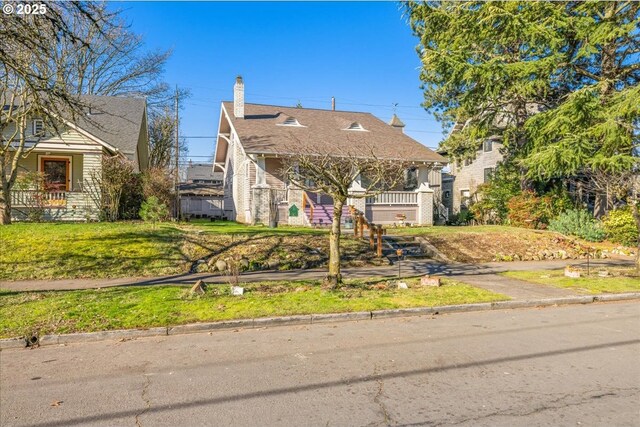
[501,268,640,294]
[0,278,508,338]
[0,221,380,281]
[390,225,628,263]
[0,222,187,281]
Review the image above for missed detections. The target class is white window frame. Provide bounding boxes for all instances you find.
[483,140,493,152]
[32,119,45,136]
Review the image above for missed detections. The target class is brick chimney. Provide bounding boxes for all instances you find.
[234,76,244,119]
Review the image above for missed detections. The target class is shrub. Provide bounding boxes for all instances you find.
[447,210,474,226]
[139,196,169,227]
[603,207,638,246]
[469,167,521,224]
[142,168,174,210]
[506,191,553,229]
[549,209,605,242]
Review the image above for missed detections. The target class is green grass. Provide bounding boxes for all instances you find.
[186,220,327,236]
[0,278,508,338]
[0,221,334,281]
[0,222,188,281]
[501,269,640,294]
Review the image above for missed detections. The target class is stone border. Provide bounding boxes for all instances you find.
[2,293,639,350]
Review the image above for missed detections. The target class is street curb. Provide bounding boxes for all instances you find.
[2,292,639,350]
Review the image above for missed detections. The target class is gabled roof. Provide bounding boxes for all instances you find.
[75,95,146,155]
[186,163,223,182]
[221,102,447,163]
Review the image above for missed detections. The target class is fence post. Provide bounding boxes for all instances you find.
[376,225,383,258]
[369,222,375,249]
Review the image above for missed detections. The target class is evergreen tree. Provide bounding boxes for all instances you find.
[406,1,639,194]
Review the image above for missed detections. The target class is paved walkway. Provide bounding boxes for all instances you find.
[0,258,634,301]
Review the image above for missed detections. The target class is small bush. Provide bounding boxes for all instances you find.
[139,196,169,228]
[447,210,474,226]
[603,208,638,246]
[506,191,552,229]
[549,209,605,242]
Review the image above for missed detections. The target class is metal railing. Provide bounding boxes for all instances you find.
[365,191,418,205]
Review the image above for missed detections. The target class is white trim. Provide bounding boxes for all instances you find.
[32,119,44,136]
[37,154,73,191]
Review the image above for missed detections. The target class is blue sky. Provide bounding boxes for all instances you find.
[116,1,444,161]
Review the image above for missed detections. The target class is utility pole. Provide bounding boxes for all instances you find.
[175,85,180,220]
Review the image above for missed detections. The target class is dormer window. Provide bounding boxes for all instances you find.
[345,122,366,131]
[32,119,44,136]
[277,116,304,127]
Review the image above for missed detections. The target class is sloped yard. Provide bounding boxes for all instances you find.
[390,226,635,263]
[0,221,384,281]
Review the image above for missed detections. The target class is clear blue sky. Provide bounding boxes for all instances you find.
[116,1,445,161]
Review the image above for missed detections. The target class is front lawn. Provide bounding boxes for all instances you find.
[501,268,640,294]
[0,278,508,338]
[0,222,187,281]
[0,221,375,281]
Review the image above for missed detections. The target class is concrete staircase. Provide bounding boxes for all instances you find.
[382,235,425,258]
[305,204,350,227]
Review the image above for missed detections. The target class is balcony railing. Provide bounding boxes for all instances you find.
[11,190,68,208]
[365,191,418,205]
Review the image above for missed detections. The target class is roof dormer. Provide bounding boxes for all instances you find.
[344,122,367,131]
[277,115,305,127]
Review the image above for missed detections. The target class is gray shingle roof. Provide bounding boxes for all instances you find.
[186,163,223,182]
[75,95,146,154]
[222,102,447,163]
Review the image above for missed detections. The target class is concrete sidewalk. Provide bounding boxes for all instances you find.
[0,257,634,298]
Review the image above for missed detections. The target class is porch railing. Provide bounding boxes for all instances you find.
[11,190,68,208]
[366,191,418,205]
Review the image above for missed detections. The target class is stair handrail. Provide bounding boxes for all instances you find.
[303,191,315,223]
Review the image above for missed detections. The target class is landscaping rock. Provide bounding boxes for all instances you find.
[266,260,280,270]
[420,275,441,287]
[397,282,408,289]
[215,259,228,272]
[231,286,244,296]
[564,266,581,278]
[239,258,250,269]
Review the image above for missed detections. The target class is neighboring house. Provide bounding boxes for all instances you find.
[5,94,149,221]
[213,76,447,227]
[185,162,223,185]
[179,162,225,218]
[441,137,503,215]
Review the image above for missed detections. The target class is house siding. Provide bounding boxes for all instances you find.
[450,143,503,213]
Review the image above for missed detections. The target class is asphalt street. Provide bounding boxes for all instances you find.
[1,302,639,427]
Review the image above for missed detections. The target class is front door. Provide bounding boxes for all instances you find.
[41,157,70,191]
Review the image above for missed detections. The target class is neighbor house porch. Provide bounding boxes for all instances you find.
[10,150,102,221]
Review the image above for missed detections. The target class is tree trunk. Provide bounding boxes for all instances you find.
[0,185,11,225]
[326,197,345,287]
[632,201,640,274]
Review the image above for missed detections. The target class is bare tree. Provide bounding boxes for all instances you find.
[281,138,409,286]
[0,3,109,224]
[46,2,173,112]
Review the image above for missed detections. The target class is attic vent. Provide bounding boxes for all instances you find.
[345,122,366,131]
[277,116,305,127]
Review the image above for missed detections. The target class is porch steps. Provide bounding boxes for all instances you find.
[305,204,350,227]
